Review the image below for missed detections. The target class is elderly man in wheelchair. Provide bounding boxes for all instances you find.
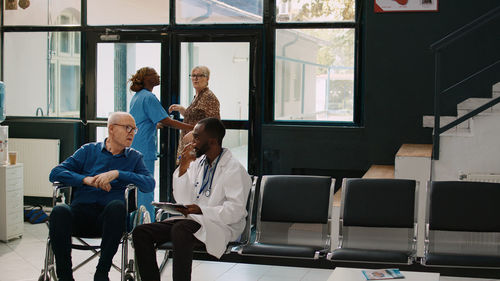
[47,112,155,281]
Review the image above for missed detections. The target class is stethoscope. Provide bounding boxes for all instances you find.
[196,149,224,199]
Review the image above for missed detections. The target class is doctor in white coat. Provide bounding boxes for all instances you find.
[133,117,251,281]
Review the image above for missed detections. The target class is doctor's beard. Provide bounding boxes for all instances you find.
[195,142,209,158]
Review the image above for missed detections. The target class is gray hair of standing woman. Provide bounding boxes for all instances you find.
[129,67,157,92]
[192,65,210,79]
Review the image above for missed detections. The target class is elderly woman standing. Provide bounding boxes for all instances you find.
[169,65,220,161]
[129,67,193,222]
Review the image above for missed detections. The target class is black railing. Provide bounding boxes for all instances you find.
[431,5,500,160]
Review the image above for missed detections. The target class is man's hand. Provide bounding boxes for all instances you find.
[176,204,202,217]
[83,170,119,192]
[178,143,196,177]
[156,122,164,129]
[83,176,97,187]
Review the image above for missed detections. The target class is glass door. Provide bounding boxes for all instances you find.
[179,41,250,168]
[164,32,261,199]
[88,32,166,203]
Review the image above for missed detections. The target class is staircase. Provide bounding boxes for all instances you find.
[424,82,500,181]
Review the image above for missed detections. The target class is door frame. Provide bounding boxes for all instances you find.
[162,29,263,201]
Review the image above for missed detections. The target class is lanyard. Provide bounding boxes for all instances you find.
[197,149,224,198]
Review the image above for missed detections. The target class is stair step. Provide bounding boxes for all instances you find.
[458,98,493,110]
[396,144,432,158]
[363,165,394,179]
[493,82,500,92]
[440,127,473,137]
[423,116,470,129]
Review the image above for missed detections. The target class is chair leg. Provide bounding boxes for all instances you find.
[158,249,171,274]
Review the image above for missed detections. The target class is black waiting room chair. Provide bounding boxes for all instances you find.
[422,181,500,268]
[327,178,418,265]
[238,175,335,259]
[155,176,257,274]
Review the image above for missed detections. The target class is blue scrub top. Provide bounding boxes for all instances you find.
[130,89,169,161]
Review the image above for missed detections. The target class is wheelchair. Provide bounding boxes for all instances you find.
[38,182,149,281]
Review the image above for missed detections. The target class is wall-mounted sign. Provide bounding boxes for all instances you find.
[375,0,439,13]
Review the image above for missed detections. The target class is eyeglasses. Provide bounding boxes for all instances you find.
[113,124,138,134]
[189,74,207,79]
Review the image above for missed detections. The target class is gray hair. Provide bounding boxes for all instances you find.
[192,65,210,79]
[107,112,133,127]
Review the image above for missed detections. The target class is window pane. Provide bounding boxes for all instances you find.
[180,42,249,120]
[60,33,70,53]
[276,0,355,23]
[275,29,354,122]
[97,43,161,118]
[87,0,169,25]
[3,0,81,26]
[223,129,248,170]
[176,0,262,24]
[4,32,80,117]
[60,65,80,113]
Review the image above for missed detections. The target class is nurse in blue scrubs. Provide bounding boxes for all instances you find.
[129,67,193,222]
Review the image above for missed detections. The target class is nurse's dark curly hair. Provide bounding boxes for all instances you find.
[129,67,156,92]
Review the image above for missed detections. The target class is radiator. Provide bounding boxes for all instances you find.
[9,138,60,197]
[459,173,500,183]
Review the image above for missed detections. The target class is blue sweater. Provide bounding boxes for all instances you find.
[49,141,155,206]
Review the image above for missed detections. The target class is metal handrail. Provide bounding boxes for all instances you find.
[431,6,500,160]
[430,5,500,51]
[439,96,500,135]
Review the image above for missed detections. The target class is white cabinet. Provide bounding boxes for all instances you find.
[0,164,24,241]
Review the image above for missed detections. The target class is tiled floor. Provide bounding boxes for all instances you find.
[1,222,499,281]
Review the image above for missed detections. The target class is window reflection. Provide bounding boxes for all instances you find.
[275,29,354,122]
[176,0,263,24]
[3,0,81,26]
[276,0,355,23]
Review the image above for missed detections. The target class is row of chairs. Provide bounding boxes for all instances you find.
[41,176,500,280]
[331,178,500,269]
[157,176,500,271]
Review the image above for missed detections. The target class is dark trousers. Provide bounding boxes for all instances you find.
[132,219,202,281]
[49,200,126,281]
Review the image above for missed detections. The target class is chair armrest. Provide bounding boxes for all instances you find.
[240,176,257,245]
[124,184,138,214]
[51,182,72,206]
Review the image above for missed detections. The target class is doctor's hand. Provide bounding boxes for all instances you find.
[178,143,197,177]
[182,131,194,144]
[176,204,202,217]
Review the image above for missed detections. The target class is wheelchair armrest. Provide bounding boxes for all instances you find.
[124,184,138,214]
[52,181,71,190]
[51,182,72,206]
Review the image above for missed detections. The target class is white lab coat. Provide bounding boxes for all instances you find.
[172,148,251,258]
